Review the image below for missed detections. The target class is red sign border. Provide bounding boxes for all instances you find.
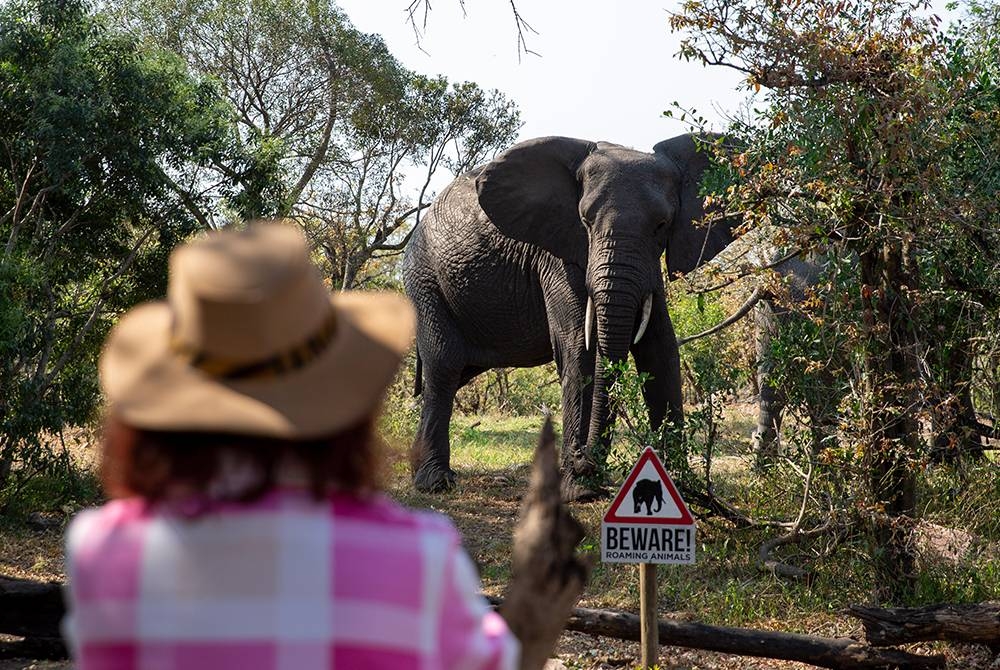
[603,447,695,525]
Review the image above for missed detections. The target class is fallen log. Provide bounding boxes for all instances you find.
[848,602,1000,647]
[0,637,67,661]
[486,596,944,669]
[0,576,64,639]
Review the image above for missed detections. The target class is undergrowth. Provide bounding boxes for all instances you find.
[387,400,1000,626]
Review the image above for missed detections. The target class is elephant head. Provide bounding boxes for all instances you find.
[475,134,732,486]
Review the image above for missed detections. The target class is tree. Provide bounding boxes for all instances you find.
[111,0,522,288]
[670,0,1000,597]
[0,0,237,503]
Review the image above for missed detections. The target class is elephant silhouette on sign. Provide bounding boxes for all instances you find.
[632,479,663,516]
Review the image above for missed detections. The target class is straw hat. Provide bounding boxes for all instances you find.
[99,223,415,438]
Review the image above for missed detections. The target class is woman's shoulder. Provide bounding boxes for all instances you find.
[65,498,151,583]
[329,492,460,539]
[67,498,149,545]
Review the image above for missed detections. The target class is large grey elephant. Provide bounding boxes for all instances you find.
[403,134,735,499]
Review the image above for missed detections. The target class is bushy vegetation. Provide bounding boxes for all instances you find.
[0,0,232,510]
[1,0,998,650]
[0,0,520,510]
[670,0,1000,597]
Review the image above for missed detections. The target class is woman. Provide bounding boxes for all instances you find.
[63,224,519,669]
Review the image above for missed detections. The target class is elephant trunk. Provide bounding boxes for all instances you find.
[579,273,643,484]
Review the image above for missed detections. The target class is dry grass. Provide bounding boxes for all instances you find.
[1,409,998,669]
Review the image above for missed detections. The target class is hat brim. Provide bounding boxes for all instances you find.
[99,291,415,438]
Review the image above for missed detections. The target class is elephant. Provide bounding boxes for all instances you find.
[402,134,737,499]
[683,235,994,464]
[751,255,841,460]
[678,232,844,460]
[632,478,663,515]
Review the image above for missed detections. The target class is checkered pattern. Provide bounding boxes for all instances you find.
[63,490,519,669]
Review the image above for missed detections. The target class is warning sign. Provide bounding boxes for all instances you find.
[601,447,696,564]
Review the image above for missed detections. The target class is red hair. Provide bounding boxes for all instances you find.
[100,415,385,505]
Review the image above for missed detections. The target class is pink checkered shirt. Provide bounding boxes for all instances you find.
[63,489,519,669]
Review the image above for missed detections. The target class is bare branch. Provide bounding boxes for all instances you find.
[41,226,158,388]
[404,1,538,59]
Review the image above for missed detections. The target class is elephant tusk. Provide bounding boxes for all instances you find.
[584,296,595,352]
[634,294,653,344]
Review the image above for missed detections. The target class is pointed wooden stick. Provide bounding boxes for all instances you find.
[500,415,591,670]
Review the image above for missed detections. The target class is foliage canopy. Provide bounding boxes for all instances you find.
[0,0,236,503]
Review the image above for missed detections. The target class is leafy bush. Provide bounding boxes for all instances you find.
[454,365,562,417]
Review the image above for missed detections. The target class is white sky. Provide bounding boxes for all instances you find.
[336,1,748,152]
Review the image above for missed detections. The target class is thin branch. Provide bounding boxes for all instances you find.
[162,174,213,230]
[3,156,39,261]
[370,203,430,252]
[41,226,158,389]
[405,1,537,59]
[678,287,763,346]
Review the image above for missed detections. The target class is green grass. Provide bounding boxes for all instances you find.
[449,414,545,469]
[3,402,997,644]
[388,407,1000,631]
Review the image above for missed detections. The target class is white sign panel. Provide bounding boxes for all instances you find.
[601,447,696,565]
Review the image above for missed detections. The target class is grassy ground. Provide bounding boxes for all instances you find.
[1,408,998,669]
[384,411,1000,669]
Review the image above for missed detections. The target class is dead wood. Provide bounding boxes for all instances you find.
[500,415,591,670]
[488,596,944,669]
[0,576,64,639]
[757,518,843,581]
[0,637,67,660]
[848,602,1000,647]
[675,481,754,528]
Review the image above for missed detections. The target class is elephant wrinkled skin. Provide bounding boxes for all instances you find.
[403,134,735,499]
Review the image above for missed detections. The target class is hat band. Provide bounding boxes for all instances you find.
[171,310,338,381]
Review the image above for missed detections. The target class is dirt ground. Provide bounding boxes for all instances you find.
[1,422,998,669]
[3,512,997,669]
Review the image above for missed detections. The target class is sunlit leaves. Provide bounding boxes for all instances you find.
[0,0,234,501]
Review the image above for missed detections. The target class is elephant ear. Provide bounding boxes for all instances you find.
[654,133,737,278]
[476,136,596,266]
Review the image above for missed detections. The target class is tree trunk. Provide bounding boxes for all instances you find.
[488,597,946,669]
[0,576,65,639]
[0,637,67,661]
[932,335,986,461]
[860,242,920,599]
[848,602,1000,648]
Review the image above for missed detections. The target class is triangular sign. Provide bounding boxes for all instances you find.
[603,447,694,525]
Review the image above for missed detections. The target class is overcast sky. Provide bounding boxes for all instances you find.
[336,1,749,152]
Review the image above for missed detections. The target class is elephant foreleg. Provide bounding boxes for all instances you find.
[754,299,785,466]
[544,267,603,501]
[553,337,599,500]
[630,294,684,445]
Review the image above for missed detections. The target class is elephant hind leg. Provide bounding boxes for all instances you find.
[412,362,462,493]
